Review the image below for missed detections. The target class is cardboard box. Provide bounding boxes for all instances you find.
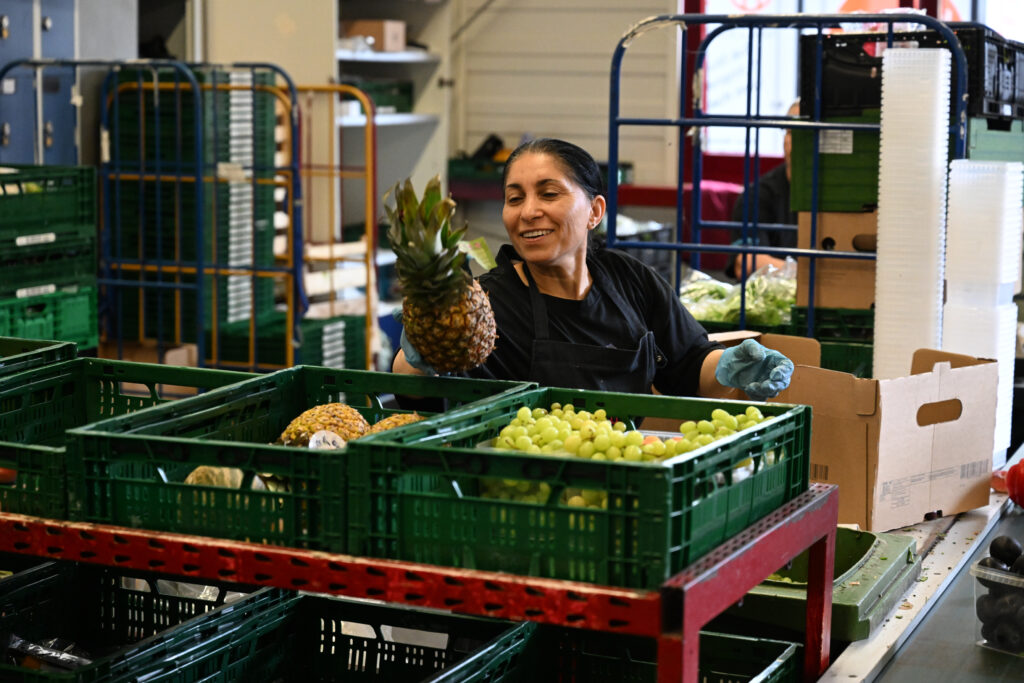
[340,19,406,52]
[797,211,877,309]
[710,331,997,531]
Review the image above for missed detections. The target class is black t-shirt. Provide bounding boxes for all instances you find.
[466,244,721,396]
[727,163,798,278]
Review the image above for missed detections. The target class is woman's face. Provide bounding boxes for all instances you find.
[502,151,604,270]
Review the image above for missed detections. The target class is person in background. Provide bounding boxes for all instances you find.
[394,137,793,401]
[726,100,801,280]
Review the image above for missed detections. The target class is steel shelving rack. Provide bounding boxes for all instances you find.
[605,13,969,334]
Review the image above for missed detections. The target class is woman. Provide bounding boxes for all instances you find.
[394,138,792,400]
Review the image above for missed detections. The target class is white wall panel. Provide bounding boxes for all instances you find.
[452,0,681,186]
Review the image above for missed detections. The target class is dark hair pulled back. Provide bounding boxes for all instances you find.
[501,138,605,200]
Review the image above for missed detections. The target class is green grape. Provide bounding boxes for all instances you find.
[535,417,554,433]
[567,495,587,508]
[532,407,547,419]
[527,444,541,453]
[675,439,695,454]
[662,439,677,457]
[647,439,667,457]
[516,480,531,493]
[578,421,597,441]
[697,420,715,435]
[593,409,607,421]
[613,421,628,432]
[715,427,735,439]
[550,402,562,411]
[531,433,543,445]
[745,406,764,422]
[541,426,559,444]
[562,403,575,413]
[538,482,552,501]
[557,423,572,440]
[510,425,527,439]
[623,445,642,461]
[695,434,714,447]
[591,452,608,461]
[514,435,532,451]
[609,430,626,448]
[563,434,582,454]
[499,425,516,439]
[494,436,516,450]
[679,420,697,434]
[581,489,603,505]
[577,441,596,459]
[516,406,532,421]
[546,439,564,452]
[624,430,645,447]
[606,446,622,461]
[593,433,611,452]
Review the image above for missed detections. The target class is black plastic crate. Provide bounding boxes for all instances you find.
[799,23,1018,121]
[0,561,252,682]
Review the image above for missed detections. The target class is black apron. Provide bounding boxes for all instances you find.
[523,256,664,393]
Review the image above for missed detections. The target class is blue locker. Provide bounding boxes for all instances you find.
[0,0,34,65]
[39,0,74,58]
[0,0,36,162]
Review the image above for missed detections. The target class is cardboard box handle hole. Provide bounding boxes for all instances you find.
[916,398,963,427]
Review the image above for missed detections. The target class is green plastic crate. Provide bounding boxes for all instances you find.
[68,367,533,550]
[210,312,366,369]
[346,387,811,589]
[820,341,873,378]
[0,287,98,350]
[142,586,535,682]
[790,306,873,342]
[0,560,256,683]
[0,235,96,300]
[790,109,881,213]
[0,358,254,520]
[0,165,96,240]
[0,336,76,379]
[520,627,800,683]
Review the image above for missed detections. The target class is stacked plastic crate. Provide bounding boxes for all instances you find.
[789,24,1024,378]
[106,66,278,351]
[0,166,98,351]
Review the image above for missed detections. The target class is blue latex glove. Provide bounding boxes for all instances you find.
[715,339,794,400]
[393,308,436,376]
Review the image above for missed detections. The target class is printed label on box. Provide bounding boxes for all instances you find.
[17,284,56,298]
[16,232,56,247]
[821,129,854,154]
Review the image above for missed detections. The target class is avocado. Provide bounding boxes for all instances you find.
[990,535,1023,567]
[977,556,1011,591]
[977,592,1000,623]
[993,621,1023,652]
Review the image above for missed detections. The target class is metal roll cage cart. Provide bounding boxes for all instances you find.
[606,13,968,333]
[0,58,309,371]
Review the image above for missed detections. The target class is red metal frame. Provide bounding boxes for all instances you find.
[0,484,837,682]
[657,483,838,682]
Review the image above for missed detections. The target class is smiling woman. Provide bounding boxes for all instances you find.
[393,137,794,401]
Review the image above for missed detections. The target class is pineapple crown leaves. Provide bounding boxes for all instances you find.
[384,175,472,300]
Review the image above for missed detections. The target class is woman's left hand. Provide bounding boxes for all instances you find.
[715,339,794,400]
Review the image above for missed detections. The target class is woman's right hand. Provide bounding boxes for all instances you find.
[392,328,436,375]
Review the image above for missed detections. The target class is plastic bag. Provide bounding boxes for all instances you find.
[679,259,796,326]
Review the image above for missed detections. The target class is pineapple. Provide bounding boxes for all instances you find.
[385,175,496,373]
[368,412,426,434]
[277,403,369,447]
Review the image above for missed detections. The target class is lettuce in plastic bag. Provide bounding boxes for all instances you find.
[679,259,796,326]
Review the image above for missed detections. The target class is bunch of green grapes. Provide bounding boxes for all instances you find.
[482,402,774,507]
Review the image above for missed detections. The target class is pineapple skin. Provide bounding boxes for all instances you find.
[386,175,498,373]
[368,412,426,434]
[278,403,369,447]
[403,279,497,373]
